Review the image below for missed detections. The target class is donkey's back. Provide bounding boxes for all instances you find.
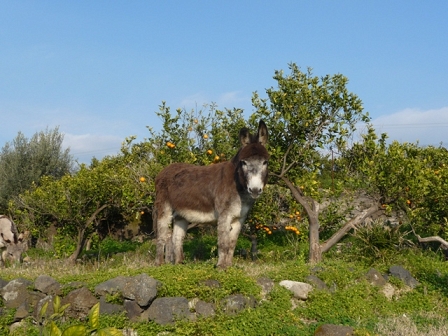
[155,160,238,223]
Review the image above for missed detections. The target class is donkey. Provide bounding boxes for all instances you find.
[154,120,269,269]
[0,215,29,267]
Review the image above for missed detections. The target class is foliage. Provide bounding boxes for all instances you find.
[249,63,370,263]
[0,127,73,211]
[344,127,448,239]
[34,298,122,336]
[351,218,414,263]
[10,156,129,262]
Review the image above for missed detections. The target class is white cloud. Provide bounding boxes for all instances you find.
[63,133,123,164]
[178,91,251,112]
[217,91,248,108]
[371,107,448,146]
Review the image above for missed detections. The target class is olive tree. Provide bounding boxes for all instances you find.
[0,127,73,211]
[250,63,375,263]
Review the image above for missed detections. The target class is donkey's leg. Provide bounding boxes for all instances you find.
[155,202,173,266]
[172,218,188,264]
[216,218,242,269]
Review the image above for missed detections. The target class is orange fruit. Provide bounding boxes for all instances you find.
[139,176,146,182]
[206,149,213,155]
[203,134,209,139]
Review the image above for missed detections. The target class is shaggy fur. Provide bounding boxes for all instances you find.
[154,120,269,269]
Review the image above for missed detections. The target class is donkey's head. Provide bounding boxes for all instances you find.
[235,120,269,199]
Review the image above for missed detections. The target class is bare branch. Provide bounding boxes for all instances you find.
[415,234,448,249]
[321,204,379,254]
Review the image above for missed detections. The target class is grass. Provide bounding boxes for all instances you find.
[2,234,448,335]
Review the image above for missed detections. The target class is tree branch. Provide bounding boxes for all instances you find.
[415,234,448,249]
[320,204,379,254]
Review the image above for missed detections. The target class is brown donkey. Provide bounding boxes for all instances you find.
[154,120,269,269]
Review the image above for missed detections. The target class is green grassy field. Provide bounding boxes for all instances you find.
[1,235,448,336]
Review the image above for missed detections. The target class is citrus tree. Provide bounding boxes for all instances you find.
[344,127,448,243]
[10,156,130,263]
[250,63,375,264]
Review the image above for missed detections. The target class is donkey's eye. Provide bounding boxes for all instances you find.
[241,161,247,167]
[263,161,268,166]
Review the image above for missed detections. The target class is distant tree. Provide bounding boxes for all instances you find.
[0,127,73,211]
[12,157,126,263]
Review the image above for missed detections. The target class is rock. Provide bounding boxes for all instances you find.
[122,273,159,307]
[381,283,395,300]
[306,275,328,290]
[34,295,55,320]
[0,278,33,308]
[124,299,143,321]
[389,265,419,288]
[146,297,195,325]
[13,304,29,321]
[314,324,354,335]
[35,275,62,295]
[99,296,125,315]
[62,287,98,319]
[95,273,160,307]
[221,294,257,314]
[257,277,275,299]
[365,268,387,287]
[279,280,313,300]
[94,276,128,296]
[194,300,216,318]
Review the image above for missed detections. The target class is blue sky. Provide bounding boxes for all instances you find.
[1,1,448,163]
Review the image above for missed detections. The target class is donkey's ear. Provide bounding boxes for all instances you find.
[239,127,251,147]
[256,120,268,146]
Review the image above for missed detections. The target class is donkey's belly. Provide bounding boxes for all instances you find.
[175,209,217,224]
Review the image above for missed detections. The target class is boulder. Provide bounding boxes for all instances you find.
[365,268,387,287]
[62,287,98,319]
[314,324,354,336]
[279,280,313,300]
[145,297,195,325]
[389,265,419,288]
[35,275,62,295]
[221,294,257,314]
[0,278,33,308]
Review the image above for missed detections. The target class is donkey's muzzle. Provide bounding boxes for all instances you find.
[248,187,263,199]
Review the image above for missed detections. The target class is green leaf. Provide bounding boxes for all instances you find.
[46,321,62,336]
[39,301,49,320]
[89,302,100,330]
[61,325,87,336]
[97,327,123,336]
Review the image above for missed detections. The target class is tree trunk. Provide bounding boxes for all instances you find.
[279,176,379,264]
[67,227,86,264]
[308,212,322,264]
[67,203,109,264]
